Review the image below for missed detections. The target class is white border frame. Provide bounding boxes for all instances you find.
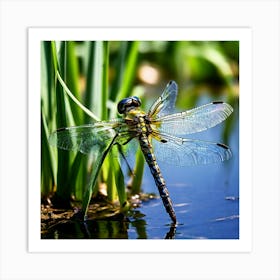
[1,1,279,279]
[28,27,252,253]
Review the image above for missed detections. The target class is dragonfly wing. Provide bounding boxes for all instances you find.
[48,120,122,154]
[155,102,233,135]
[152,133,232,166]
[148,80,178,118]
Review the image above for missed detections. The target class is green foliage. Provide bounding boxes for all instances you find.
[41,41,141,217]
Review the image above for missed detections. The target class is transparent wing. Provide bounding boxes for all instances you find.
[152,133,232,166]
[148,80,178,118]
[154,102,233,136]
[48,120,124,154]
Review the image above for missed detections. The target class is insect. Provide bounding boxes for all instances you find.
[49,81,233,224]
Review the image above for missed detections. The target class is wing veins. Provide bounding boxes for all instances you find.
[154,102,233,135]
[48,120,123,154]
[152,133,232,166]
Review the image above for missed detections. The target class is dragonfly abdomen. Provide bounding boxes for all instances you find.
[139,133,177,223]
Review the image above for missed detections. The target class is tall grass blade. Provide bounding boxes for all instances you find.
[82,135,118,218]
[106,150,127,207]
[41,42,55,120]
[41,112,55,197]
[81,41,122,216]
[130,147,145,195]
[112,155,127,209]
[69,152,86,200]
[56,71,99,121]
[101,42,109,120]
[85,41,106,120]
[52,42,72,206]
[41,41,56,197]
[65,41,83,125]
[106,154,117,202]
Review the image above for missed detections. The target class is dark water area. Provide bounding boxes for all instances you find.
[42,95,239,240]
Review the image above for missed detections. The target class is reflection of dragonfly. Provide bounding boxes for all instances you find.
[49,81,233,224]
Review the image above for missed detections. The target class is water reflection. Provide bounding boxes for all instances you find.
[41,208,178,239]
[41,193,238,239]
[164,223,177,239]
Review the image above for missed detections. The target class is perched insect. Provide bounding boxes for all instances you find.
[49,81,233,223]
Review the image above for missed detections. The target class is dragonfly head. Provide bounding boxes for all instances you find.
[117,96,142,114]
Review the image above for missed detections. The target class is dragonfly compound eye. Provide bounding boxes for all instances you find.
[117,96,142,114]
[131,96,141,106]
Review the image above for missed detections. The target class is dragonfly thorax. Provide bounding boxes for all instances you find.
[117,96,141,114]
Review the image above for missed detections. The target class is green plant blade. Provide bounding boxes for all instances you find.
[84,41,108,121]
[130,147,145,195]
[82,134,118,219]
[56,71,99,121]
[65,41,83,125]
[41,112,55,197]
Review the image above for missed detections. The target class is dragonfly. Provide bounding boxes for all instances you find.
[49,81,233,224]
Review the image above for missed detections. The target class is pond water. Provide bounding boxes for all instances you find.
[42,95,239,240]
